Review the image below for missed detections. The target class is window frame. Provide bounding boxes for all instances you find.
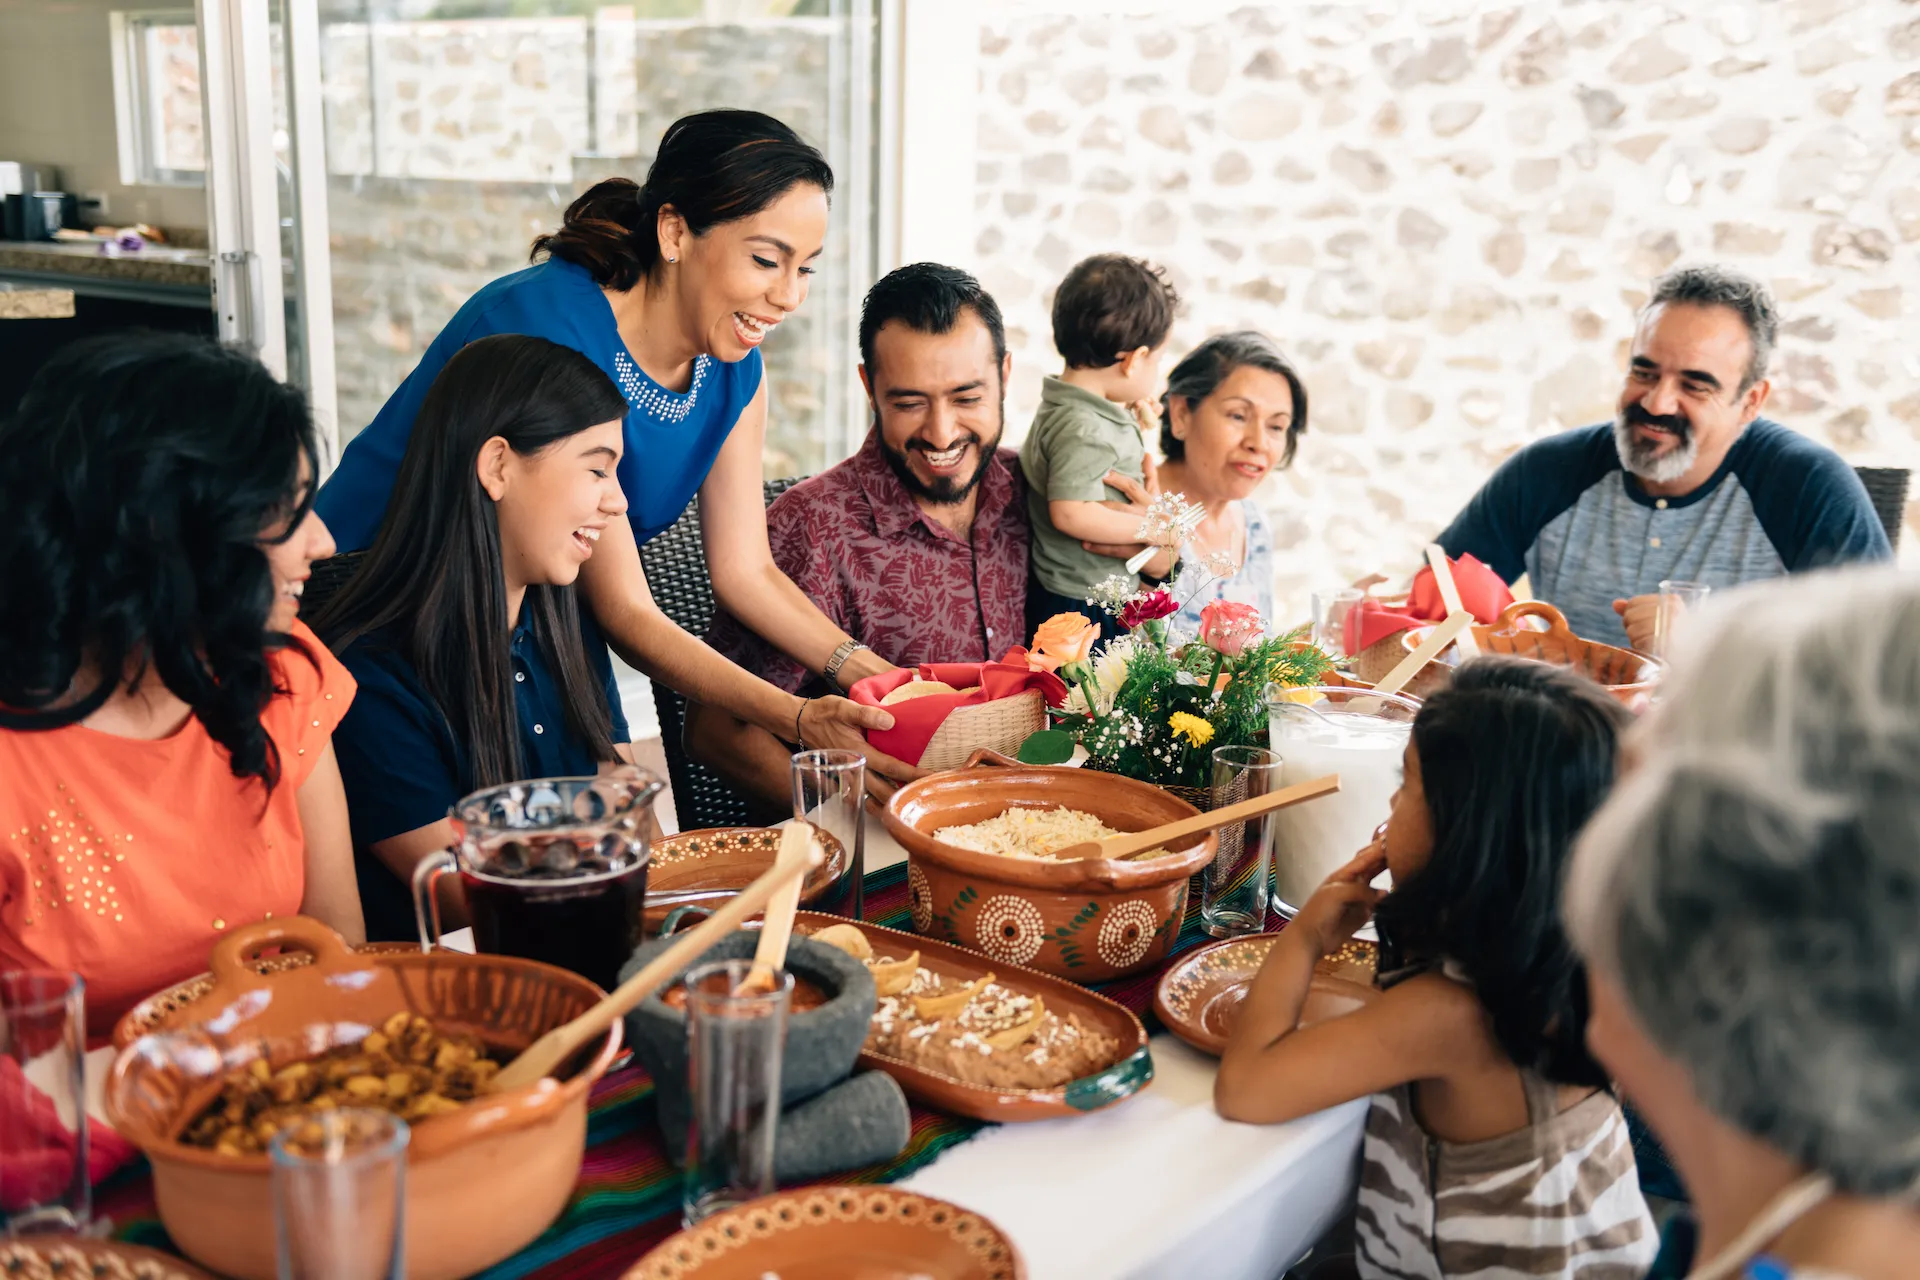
[110,8,208,189]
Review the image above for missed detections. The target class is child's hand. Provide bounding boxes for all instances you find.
[1127,399,1159,437]
[1291,842,1388,955]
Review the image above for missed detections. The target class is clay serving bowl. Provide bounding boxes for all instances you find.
[1398,600,1662,706]
[883,751,1217,982]
[105,916,621,1280]
[621,930,876,1158]
[643,826,848,933]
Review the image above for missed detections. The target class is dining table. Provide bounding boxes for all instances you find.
[92,818,1367,1280]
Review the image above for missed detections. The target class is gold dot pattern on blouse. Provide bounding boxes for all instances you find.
[19,791,128,928]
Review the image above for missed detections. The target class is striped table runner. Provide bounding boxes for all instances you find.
[102,861,1253,1277]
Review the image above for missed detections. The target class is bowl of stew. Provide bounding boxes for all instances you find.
[621,930,875,1158]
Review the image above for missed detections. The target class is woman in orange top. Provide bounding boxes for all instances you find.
[0,334,363,1043]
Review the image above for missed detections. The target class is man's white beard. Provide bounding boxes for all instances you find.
[1613,411,1698,486]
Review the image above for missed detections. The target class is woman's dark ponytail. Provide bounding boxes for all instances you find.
[531,109,833,293]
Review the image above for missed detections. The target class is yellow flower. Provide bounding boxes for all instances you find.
[1168,712,1215,748]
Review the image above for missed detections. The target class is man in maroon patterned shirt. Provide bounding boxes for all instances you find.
[690,263,1033,807]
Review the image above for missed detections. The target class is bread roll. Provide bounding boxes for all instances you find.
[880,679,961,706]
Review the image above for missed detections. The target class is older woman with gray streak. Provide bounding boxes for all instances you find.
[1563,568,1920,1280]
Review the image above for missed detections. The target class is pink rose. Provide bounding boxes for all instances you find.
[1118,589,1178,632]
[1199,600,1264,657]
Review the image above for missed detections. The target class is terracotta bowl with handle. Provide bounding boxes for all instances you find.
[104,916,621,1280]
[882,751,1217,982]
[1396,600,1662,706]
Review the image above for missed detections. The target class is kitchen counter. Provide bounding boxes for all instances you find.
[0,280,75,319]
[0,239,211,304]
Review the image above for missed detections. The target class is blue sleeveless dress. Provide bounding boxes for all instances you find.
[315,258,764,553]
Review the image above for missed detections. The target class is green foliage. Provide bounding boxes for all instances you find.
[1016,728,1076,765]
[1050,625,1331,789]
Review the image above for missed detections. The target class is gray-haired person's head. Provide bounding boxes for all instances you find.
[1646,263,1778,395]
[1565,568,1920,1195]
[1157,330,1307,467]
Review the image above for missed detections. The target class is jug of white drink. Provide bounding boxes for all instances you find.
[1264,687,1421,926]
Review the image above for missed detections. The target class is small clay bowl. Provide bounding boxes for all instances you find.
[643,826,848,933]
[622,931,876,1158]
[882,751,1217,982]
[105,917,620,1280]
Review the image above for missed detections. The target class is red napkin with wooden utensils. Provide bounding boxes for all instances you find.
[1343,553,1514,654]
[849,656,1069,767]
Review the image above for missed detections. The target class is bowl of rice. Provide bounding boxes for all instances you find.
[882,752,1217,981]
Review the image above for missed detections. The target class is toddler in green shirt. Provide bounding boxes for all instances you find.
[1022,253,1182,642]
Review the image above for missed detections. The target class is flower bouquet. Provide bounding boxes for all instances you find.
[1018,582,1332,795]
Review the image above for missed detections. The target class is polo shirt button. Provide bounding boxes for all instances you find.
[1649,537,1662,548]
[533,724,544,735]
[515,671,526,683]
[1655,499,1668,510]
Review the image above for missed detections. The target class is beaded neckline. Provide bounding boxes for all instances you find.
[613,349,709,424]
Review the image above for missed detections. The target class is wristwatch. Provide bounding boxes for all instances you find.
[822,639,869,690]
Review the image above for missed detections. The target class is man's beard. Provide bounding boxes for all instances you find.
[1612,402,1698,485]
[879,410,1004,506]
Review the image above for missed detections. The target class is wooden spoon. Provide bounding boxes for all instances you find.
[733,821,811,996]
[1049,773,1340,862]
[1424,544,1480,659]
[489,827,821,1094]
[1368,610,1472,701]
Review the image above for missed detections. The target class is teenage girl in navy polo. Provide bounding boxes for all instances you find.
[315,110,907,790]
[314,335,637,940]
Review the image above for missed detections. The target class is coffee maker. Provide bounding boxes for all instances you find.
[0,163,67,240]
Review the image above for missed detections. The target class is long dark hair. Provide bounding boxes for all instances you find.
[312,335,628,787]
[1159,331,1307,468]
[0,333,318,790]
[531,109,834,292]
[1373,657,1630,1088]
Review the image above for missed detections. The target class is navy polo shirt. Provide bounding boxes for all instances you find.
[331,615,630,942]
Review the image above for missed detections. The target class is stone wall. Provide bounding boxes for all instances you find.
[970,0,1920,613]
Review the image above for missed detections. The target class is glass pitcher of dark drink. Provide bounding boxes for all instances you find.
[413,767,663,991]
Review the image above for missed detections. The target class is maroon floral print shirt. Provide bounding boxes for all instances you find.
[707,430,1030,695]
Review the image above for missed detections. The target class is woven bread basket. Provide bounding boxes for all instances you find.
[916,688,1046,771]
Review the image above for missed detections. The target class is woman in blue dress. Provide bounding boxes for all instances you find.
[316,109,904,781]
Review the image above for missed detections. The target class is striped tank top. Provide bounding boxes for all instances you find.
[1354,1068,1657,1278]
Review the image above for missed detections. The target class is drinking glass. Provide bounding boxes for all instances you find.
[1,971,88,1235]
[682,959,791,1226]
[1651,580,1712,659]
[1312,588,1365,658]
[791,750,865,920]
[1202,747,1284,938]
[271,1108,408,1280]
[415,766,663,990]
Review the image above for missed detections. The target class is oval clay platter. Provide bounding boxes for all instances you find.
[1154,934,1379,1057]
[792,911,1151,1123]
[623,1187,1022,1280]
[645,827,847,931]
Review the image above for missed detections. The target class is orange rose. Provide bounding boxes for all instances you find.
[1029,612,1101,673]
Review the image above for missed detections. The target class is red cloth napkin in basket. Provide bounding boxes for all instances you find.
[849,654,1069,767]
[0,1056,140,1210]
[1343,553,1514,654]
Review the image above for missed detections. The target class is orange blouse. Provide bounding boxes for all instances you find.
[0,621,355,1043]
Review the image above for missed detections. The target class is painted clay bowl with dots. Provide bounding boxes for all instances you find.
[882,750,1217,982]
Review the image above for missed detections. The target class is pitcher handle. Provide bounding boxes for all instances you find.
[412,849,458,952]
[658,904,714,938]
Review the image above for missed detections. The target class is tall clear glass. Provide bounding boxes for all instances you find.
[1,971,89,1235]
[1312,588,1366,658]
[1652,580,1712,659]
[792,749,866,920]
[270,1108,408,1280]
[1202,747,1284,938]
[682,959,791,1226]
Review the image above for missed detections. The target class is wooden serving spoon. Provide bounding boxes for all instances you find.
[1368,610,1472,701]
[1424,544,1480,659]
[1050,773,1340,862]
[490,825,822,1094]
[733,822,812,996]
